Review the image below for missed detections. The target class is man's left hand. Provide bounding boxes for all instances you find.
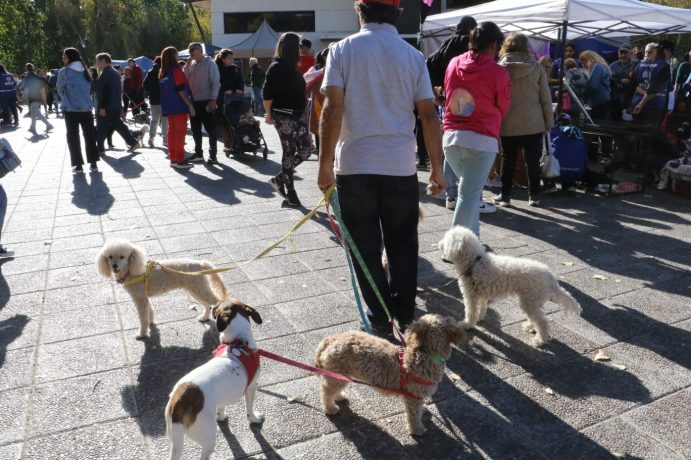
[207,100,217,112]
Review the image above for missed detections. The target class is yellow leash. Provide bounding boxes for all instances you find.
[123,185,336,286]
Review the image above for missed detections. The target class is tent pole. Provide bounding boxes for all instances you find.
[187,0,208,45]
[556,20,569,114]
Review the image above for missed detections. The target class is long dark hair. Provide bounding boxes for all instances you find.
[274,32,300,70]
[469,22,505,53]
[63,47,90,81]
[160,46,178,79]
[214,48,233,67]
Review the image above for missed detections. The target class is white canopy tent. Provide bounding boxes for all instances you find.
[421,0,691,55]
[229,20,280,59]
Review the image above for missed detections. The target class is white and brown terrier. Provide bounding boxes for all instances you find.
[165,299,264,460]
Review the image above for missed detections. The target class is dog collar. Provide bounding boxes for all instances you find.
[398,347,436,395]
[214,341,260,388]
[463,254,483,278]
[422,349,447,365]
[123,260,156,288]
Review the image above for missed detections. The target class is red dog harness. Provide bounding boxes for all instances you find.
[398,348,436,397]
[213,341,260,387]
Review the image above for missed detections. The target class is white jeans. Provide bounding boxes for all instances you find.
[148,105,168,141]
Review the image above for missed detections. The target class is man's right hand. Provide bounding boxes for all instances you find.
[99,108,106,117]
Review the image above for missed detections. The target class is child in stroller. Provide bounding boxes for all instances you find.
[224,94,268,158]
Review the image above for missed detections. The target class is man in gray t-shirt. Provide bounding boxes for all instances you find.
[317,0,445,337]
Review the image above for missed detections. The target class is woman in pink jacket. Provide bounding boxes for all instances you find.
[443,21,511,236]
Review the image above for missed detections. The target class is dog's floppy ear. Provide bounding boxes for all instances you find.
[404,319,425,349]
[446,320,466,345]
[128,243,147,274]
[242,304,262,325]
[96,250,112,278]
[216,312,230,332]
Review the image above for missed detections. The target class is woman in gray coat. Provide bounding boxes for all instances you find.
[493,33,554,207]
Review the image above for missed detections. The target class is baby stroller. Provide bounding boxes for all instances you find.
[224,94,268,159]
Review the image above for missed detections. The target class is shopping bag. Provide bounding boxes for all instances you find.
[540,132,561,178]
[0,138,21,178]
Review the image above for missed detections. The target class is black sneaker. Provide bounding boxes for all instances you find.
[269,177,287,199]
[207,157,218,165]
[188,153,204,163]
[90,162,98,171]
[286,189,301,207]
[0,245,14,258]
[72,165,84,174]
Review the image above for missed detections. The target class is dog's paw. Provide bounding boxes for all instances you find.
[334,393,347,402]
[248,412,264,424]
[135,333,149,341]
[196,313,210,323]
[323,404,340,415]
[522,321,536,333]
[531,336,548,348]
[409,424,427,437]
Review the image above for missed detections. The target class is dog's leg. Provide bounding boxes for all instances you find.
[133,298,152,339]
[522,299,550,347]
[244,372,264,424]
[167,422,185,460]
[187,415,216,460]
[321,378,347,415]
[404,397,426,436]
[462,294,482,328]
[216,406,225,422]
[196,303,212,323]
[478,298,490,322]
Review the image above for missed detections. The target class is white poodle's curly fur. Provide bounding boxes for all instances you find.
[314,314,465,436]
[96,238,229,339]
[438,226,581,347]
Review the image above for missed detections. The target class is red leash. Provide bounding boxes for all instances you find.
[257,348,430,399]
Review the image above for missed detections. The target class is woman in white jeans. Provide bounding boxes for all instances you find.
[443,22,511,236]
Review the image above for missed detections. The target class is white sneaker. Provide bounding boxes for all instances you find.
[485,177,502,188]
[446,198,456,210]
[479,200,497,214]
[0,245,14,258]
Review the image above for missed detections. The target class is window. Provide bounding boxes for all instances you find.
[224,11,315,34]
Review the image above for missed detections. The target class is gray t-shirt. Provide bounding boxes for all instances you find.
[322,23,434,176]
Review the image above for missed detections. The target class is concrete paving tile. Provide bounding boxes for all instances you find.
[242,304,296,341]
[103,227,157,244]
[0,314,37,351]
[254,271,336,304]
[0,291,43,320]
[255,333,313,386]
[40,304,119,344]
[143,202,190,216]
[606,287,691,324]
[3,216,54,232]
[27,369,137,437]
[558,268,642,302]
[43,282,115,314]
[100,215,150,233]
[239,254,309,282]
[0,443,21,460]
[151,221,205,239]
[0,346,35,391]
[294,246,348,271]
[0,239,51,257]
[49,232,103,253]
[146,210,198,227]
[23,418,147,460]
[314,266,353,292]
[35,332,126,383]
[275,292,359,333]
[545,416,684,460]
[0,253,49,276]
[4,271,46,295]
[48,246,101,270]
[0,387,28,444]
[53,213,101,227]
[223,238,291,262]
[158,234,218,253]
[45,264,97,290]
[1,227,54,244]
[623,387,691,458]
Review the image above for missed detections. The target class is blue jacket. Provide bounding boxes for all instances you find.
[95,65,123,113]
[57,65,94,112]
[0,71,16,101]
[160,66,192,116]
[584,63,611,107]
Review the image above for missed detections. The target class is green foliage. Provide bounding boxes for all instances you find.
[0,0,210,74]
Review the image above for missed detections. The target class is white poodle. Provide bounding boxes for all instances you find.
[438,227,581,346]
[96,238,229,339]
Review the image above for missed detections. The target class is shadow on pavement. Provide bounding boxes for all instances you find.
[180,162,276,205]
[71,171,114,215]
[100,151,145,179]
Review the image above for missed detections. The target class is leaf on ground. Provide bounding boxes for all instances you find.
[544,387,555,395]
[593,274,608,280]
[286,397,300,404]
[611,451,626,458]
[562,261,575,266]
[449,372,461,381]
[44,240,52,245]
[611,364,627,371]
[339,277,346,281]
[594,349,611,361]
[615,279,622,283]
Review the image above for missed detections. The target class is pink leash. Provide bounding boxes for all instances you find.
[256,348,422,399]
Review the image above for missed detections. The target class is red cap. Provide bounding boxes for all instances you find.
[358,0,401,6]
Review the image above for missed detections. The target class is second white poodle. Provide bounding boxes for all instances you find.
[96,238,229,339]
[438,227,581,346]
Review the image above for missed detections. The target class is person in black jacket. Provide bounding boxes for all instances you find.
[94,53,139,153]
[249,57,265,116]
[214,48,244,152]
[264,32,310,207]
[143,56,167,147]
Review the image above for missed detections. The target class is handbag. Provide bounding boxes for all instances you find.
[0,138,21,178]
[540,132,560,178]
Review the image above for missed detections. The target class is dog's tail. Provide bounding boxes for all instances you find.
[140,124,150,135]
[314,337,333,369]
[552,282,581,316]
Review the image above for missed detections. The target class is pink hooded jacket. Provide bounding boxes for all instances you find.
[443,51,511,139]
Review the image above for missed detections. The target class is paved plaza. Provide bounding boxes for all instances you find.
[0,114,690,460]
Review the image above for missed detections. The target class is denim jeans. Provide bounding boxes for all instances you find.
[251,87,264,115]
[443,158,459,201]
[29,102,50,131]
[444,145,497,236]
[336,174,419,328]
